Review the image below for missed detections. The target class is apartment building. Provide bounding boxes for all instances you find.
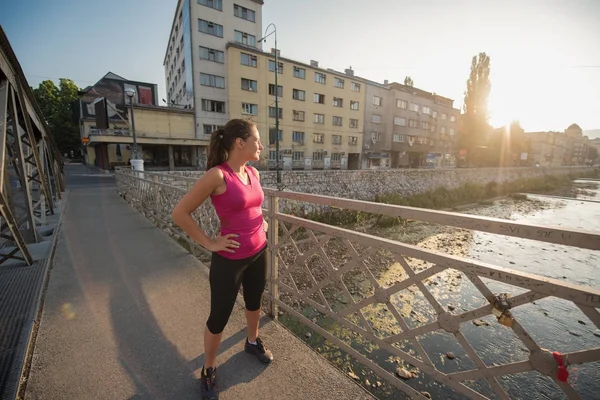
[363,81,460,169]
[526,131,569,167]
[226,43,366,170]
[163,0,264,137]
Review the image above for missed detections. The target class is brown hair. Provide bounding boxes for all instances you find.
[206,119,255,170]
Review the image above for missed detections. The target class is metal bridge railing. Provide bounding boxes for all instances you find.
[115,168,600,399]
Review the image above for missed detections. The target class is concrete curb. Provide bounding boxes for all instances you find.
[15,189,71,400]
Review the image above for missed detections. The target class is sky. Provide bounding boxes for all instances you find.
[2,0,600,136]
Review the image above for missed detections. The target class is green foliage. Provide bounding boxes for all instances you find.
[460,52,492,164]
[32,78,81,155]
[403,76,414,87]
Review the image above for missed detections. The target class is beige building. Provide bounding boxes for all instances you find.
[164,0,264,138]
[526,131,569,167]
[77,72,208,170]
[363,81,460,169]
[526,124,594,166]
[225,43,365,170]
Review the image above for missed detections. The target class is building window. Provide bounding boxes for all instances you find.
[203,124,224,136]
[371,132,381,141]
[332,135,342,144]
[350,101,359,111]
[314,72,326,84]
[409,103,419,112]
[269,84,283,97]
[350,119,358,128]
[240,53,257,67]
[393,134,405,142]
[449,128,455,135]
[431,125,437,132]
[200,73,225,88]
[241,103,258,115]
[422,106,431,115]
[313,151,324,161]
[269,107,283,119]
[269,150,283,160]
[241,78,257,91]
[234,4,255,22]
[334,77,345,88]
[332,116,343,126]
[202,99,225,113]
[313,133,324,143]
[234,30,256,46]
[351,82,361,92]
[349,136,358,145]
[372,114,382,124]
[441,113,447,120]
[314,113,325,124]
[268,60,283,74]
[292,89,305,101]
[198,19,223,37]
[294,66,306,79]
[198,0,222,11]
[293,110,305,121]
[199,46,224,63]
[450,115,456,122]
[441,126,447,134]
[409,119,419,128]
[394,117,406,126]
[331,153,341,162]
[293,151,304,161]
[432,110,438,118]
[292,131,305,142]
[421,121,430,130]
[314,93,325,104]
[373,96,382,106]
[333,97,343,107]
[397,99,408,109]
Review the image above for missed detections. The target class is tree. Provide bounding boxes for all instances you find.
[460,52,492,164]
[33,78,81,156]
[404,76,414,87]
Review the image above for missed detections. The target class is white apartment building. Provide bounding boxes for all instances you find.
[164,0,264,138]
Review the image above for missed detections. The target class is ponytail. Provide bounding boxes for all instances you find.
[206,128,227,170]
[205,119,255,171]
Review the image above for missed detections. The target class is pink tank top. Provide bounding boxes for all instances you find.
[210,163,267,260]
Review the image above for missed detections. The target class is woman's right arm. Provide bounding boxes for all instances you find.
[171,168,239,253]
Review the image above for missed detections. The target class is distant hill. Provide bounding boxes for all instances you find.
[584,129,600,139]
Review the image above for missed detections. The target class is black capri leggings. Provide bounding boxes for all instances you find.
[206,247,267,334]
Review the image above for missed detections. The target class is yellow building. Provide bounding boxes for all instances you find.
[226,43,365,170]
[77,72,208,170]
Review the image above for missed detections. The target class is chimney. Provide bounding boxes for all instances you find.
[270,48,280,57]
[345,66,354,77]
[310,60,319,67]
[384,80,389,85]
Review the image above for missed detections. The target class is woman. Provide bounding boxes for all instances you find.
[171,119,272,399]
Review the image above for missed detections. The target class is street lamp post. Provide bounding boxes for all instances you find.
[125,88,143,171]
[259,23,281,184]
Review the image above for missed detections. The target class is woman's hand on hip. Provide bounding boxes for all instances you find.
[209,233,240,253]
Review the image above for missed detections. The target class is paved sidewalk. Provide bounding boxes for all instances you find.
[24,166,373,400]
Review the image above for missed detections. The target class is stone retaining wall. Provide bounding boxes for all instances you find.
[158,166,595,200]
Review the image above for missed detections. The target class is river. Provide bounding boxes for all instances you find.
[408,179,600,399]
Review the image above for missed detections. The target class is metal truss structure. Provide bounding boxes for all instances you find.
[0,26,65,267]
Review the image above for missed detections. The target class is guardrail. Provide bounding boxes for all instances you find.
[115,168,600,399]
